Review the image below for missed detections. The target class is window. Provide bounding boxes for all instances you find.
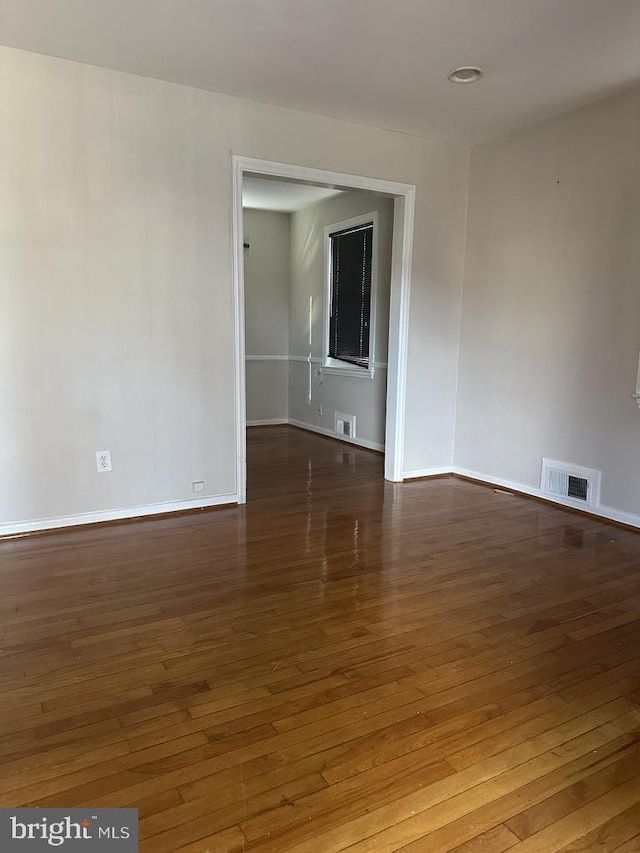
[323,212,378,377]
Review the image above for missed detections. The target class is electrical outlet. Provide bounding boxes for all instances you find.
[96,450,112,472]
[192,481,205,493]
[319,403,323,416]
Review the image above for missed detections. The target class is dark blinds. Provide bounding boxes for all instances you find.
[329,222,373,367]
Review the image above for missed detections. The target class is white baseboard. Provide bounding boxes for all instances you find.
[404,462,640,530]
[453,466,640,530]
[288,418,384,452]
[0,493,238,538]
[246,418,289,426]
[403,466,453,480]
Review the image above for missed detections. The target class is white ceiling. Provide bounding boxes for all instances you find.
[243,177,343,212]
[1,0,640,145]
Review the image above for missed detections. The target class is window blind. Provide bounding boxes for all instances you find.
[329,222,373,367]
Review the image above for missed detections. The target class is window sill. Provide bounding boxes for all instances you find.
[320,359,375,379]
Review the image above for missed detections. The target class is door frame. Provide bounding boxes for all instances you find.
[232,155,416,503]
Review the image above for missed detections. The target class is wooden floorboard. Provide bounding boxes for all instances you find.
[1,425,640,851]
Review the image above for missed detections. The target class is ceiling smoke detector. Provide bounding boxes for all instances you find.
[447,66,483,84]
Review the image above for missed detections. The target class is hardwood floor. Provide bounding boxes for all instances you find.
[2,424,640,851]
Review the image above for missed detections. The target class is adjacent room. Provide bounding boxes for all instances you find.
[243,176,394,455]
[2,1,640,850]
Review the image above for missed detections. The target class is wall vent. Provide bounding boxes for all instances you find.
[334,412,356,439]
[540,458,601,507]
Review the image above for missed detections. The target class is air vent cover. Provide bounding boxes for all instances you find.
[334,412,356,439]
[567,476,588,501]
[541,459,601,507]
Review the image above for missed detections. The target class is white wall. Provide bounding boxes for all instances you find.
[0,45,468,531]
[288,192,394,449]
[243,208,290,423]
[455,87,640,519]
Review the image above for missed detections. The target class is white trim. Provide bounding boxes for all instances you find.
[400,463,640,529]
[232,155,415,499]
[234,157,416,196]
[323,210,379,378]
[246,418,289,426]
[320,362,374,379]
[248,354,387,370]
[403,466,453,479]
[453,466,640,530]
[245,355,290,362]
[290,355,322,364]
[289,418,384,452]
[289,355,387,369]
[385,192,415,483]
[232,156,247,504]
[0,494,238,537]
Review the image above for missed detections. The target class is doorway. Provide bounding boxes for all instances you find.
[232,157,415,503]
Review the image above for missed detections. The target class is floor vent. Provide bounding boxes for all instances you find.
[334,412,356,438]
[541,458,601,507]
